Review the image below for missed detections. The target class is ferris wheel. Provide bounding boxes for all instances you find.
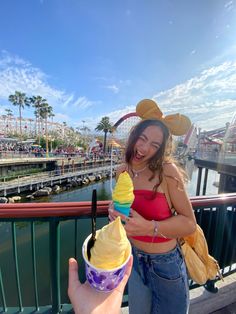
[111,112,141,142]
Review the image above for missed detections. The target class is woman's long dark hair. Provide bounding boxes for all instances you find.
[125,119,173,194]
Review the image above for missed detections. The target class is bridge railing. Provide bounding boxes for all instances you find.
[195,151,236,166]
[0,194,236,313]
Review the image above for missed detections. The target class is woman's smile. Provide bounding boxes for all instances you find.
[132,125,163,167]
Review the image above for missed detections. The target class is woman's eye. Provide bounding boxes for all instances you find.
[139,136,145,141]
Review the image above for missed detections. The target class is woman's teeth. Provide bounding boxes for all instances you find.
[135,151,144,160]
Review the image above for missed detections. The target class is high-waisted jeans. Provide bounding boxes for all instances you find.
[128,245,189,314]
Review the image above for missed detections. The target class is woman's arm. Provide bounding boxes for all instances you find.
[155,162,197,238]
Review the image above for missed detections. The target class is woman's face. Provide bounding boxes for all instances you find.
[132,125,164,167]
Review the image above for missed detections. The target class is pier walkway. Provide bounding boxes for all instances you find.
[0,163,118,196]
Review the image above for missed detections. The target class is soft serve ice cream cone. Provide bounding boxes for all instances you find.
[82,217,131,292]
[112,171,134,216]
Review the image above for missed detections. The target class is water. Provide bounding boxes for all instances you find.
[0,160,220,307]
[22,160,220,204]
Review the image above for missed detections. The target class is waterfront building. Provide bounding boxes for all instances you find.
[0,115,73,140]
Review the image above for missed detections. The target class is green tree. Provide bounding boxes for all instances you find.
[48,112,55,134]
[39,103,53,157]
[95,116,113,153]
[5,108,13,135]
[8,91,30,141]
[29,95,47,143]
[5,108,13,117]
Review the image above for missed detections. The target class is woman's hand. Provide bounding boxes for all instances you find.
[108,201,116,222]
[109,207,152,237]
[124,209,152,236]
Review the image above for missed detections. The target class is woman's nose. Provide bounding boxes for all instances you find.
[139,141,150,153]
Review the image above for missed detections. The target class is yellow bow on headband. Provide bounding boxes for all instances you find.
[136,99,191,136]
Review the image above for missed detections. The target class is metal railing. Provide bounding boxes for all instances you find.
[0,194,236,313]
[195,151,236,166]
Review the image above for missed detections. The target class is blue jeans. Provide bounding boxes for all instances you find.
[128,245,189,314]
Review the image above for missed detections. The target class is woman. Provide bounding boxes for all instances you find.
[109,99,197,314]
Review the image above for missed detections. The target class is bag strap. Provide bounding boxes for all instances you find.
[161,175,175,214]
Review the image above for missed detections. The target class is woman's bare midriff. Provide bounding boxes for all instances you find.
[130,238,177,254]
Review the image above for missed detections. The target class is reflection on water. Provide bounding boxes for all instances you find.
[0,160,220,306]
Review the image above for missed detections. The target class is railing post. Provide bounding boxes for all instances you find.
[31,222,39,311]
[12,222,23,312]
[196,167,203,196]
[49,218,61,313]
[204,203,227,293]
[202,168,209,195]
[0,267,7,312]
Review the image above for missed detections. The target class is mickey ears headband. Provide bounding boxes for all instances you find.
[136,99,191,136]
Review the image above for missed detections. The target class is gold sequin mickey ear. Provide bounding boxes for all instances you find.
[136,99,163,120]
[136,98,191,136]
[164,114,192,136]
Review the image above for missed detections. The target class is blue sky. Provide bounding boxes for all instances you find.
[0,0,236,131]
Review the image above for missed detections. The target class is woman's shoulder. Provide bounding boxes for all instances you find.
[162,162,184,185]
[163,162,179,176]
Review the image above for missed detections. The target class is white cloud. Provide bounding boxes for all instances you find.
[0,51,98,123]
[119,79,131,86]
[1,51,236,133]
[152,61,236,130]
[70,96,95,109]
[0,51,68,104]
[62,94,74,108]
[224,1,234,11]
[95,77,130,93]
[53,112,71,123]
[74,60,236,133]
[82,61,236,132]
[103,84,119,94]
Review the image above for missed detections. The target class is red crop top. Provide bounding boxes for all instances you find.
[130,190,172,243]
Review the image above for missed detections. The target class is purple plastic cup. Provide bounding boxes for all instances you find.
[82,233,131,292]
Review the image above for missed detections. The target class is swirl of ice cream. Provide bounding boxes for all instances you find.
[112,171,134,203]
[112,171,134,216]
[89,217,130,269]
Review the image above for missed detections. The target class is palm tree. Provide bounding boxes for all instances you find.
[5,108,13,134]
[62,121,67,140]
[29,96,47,144]
[8,91,30,141]
[39,103,53,157]
[48,112,55,133]
[28,118,34,136]
[5,108,13,116]
[95,116,113,153]
[1,115,7,136]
